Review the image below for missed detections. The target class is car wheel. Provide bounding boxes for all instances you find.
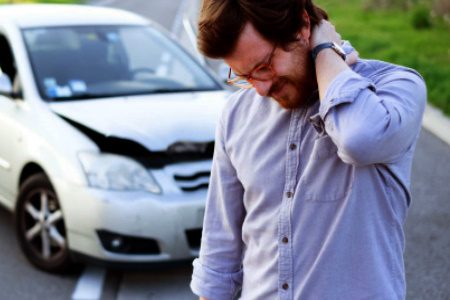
[15,173,71,272]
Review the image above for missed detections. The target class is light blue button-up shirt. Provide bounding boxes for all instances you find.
[191,59,426,300]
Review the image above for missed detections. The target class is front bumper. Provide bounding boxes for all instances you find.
[55,180,205,264]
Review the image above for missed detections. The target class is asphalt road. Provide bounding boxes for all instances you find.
[0,1,448,299]
[405,128,450,299]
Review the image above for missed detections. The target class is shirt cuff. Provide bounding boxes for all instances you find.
[319,69,376,119]
[190,258,243,300]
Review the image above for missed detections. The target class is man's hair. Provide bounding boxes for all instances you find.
[197,0,328,59]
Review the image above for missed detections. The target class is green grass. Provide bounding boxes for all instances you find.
[0,0,82,3]
[316,0,450,116]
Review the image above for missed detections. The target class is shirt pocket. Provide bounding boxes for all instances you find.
[299,135,354,202]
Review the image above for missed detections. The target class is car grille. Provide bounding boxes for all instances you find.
[174,171,210,192]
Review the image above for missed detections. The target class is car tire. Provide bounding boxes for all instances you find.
[15,173,71,272]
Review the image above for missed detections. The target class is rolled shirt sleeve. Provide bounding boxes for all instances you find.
[318,65,427,166]
[191,105,245,300]
[191,260,243,300]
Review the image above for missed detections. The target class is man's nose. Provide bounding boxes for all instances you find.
[252,80,272,97]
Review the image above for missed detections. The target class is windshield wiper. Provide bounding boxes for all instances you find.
[48,93,118,101]
[47,87,220,101]
[148,87,219,94]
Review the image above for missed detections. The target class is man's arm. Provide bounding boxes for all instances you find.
[311,21,426,166]
[190,105,245,300]
[310,21,351,100]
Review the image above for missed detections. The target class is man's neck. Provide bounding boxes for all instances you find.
[300,72,319,109]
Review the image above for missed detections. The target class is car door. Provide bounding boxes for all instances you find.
[0,32,22,209]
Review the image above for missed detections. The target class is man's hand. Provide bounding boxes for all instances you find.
[310,20,352,100]
[311,20,358,66]
[310,20,342,49]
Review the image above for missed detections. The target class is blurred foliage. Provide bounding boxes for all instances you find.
[431,0,450,21]
[363,0,416,10]
[411,5,432,29]
[363,0,450,20]
[317,0,450,116]
[0,0,83,3]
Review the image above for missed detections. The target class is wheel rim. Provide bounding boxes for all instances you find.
[21,188,67,262]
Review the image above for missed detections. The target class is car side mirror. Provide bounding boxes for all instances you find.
[0,73,13,96]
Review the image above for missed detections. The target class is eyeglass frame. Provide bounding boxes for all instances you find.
[227,44,277,89]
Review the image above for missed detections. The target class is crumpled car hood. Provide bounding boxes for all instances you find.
[49,91,228,151]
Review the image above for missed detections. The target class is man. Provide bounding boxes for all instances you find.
[190,0,426,299]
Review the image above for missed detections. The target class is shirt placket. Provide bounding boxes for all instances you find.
[278,109,302,300]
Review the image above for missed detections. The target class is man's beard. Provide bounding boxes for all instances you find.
[268,45,317,110]
[268,74,317,110]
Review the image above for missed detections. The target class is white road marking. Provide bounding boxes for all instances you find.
[90,0,117,7]
[422,104,450,146]
[71,267,106,300]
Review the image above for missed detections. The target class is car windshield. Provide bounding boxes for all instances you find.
[22,25,221,101]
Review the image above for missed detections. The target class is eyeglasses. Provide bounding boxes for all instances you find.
[227,44,277,89]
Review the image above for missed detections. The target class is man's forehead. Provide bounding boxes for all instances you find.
[225,22,273,75]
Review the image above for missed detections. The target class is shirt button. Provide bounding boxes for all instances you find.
[286,191,293,198]
[289,143,297,150]
[282,237,289,244]
[282,283,289,290]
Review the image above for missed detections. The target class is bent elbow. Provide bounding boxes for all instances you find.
[337,131,378,166]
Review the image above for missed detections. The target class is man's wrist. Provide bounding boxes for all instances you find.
[311,42,346,62]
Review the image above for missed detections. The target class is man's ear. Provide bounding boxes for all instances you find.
[298,10,311,41]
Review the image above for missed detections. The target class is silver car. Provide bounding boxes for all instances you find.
[0,4,227,272]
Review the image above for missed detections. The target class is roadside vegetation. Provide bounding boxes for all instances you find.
[0,0,83,4]
[317,0,450,116]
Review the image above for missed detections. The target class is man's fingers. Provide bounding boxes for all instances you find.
[310,20,342,48]
[345,51,359,65]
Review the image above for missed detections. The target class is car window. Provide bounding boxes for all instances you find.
[22,25,221,101]
[120,27,202,88]
[0,34,18,92]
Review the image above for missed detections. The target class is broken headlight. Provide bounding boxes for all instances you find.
[78,152,161,194]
